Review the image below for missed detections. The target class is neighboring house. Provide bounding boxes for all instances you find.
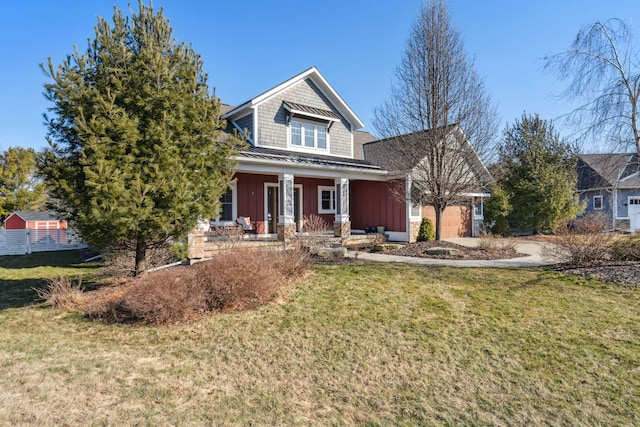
[577,153,640,231]
[4,211,67,230]
[209,66,491,244]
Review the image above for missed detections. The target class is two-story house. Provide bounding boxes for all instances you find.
[211,66,491,244]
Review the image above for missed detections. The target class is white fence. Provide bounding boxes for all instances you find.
[0,228,87,256]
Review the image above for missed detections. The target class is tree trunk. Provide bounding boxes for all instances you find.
[134,234,148,276]
[434,206,443,241]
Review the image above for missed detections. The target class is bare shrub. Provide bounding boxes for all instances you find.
[610,233,640,261]
[205,225,244,250]
[544,212,615,263]
[85,246,310,325]
[95,267,206,325]
[477,232,517,253]
[194,249,284,311]
[299,214,332,253]
[34,277,84,310]
[271,241,311,278]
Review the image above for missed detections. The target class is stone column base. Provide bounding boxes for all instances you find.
[334,220,351,241]
[408,221,421,243]
[187,232,206,259]
[277,223,297,242]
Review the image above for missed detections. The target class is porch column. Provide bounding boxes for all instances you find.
[334,177,351,240]
[407,177,422,242]
[277,173,296,241]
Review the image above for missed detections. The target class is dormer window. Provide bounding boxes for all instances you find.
[284,101,339,152]
[291,120,327,150]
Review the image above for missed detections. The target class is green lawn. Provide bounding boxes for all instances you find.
[0,250,102,310]
[0,257,639,425]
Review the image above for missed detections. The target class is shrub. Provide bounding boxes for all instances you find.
[417,218,435,242]
[610,233,640,261]
[194,250,284,312]
[106,267,206,324]
[477,232,517,252]
[34,277,84,310]
[544,211,615,264]
[271,242,311,278]
[300,214,332,253]
[490,216,511,237]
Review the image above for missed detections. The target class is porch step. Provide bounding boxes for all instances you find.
[344,233,388,247]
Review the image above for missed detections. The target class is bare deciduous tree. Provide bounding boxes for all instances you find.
[545,18,640,155]
[372,0,498,240]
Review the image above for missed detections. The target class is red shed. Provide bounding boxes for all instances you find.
[4,211,67,230]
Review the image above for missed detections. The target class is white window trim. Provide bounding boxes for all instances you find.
[288,118,330,152]
[211,182,237,226]
[318,185,336,214]
[593,195,603,210]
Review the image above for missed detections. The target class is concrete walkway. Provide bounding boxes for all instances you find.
[346,237,558,268]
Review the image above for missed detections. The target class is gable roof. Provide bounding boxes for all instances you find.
[353,130,378,160]
[362,125,492,185]
[222,67,364,129]
[5,211,63,223]
[578,153,640,189]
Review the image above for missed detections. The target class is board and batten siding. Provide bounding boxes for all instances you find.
[255,78,352,157]
[350,180,406,232]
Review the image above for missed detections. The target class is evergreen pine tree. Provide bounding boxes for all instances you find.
[499,113,582,233]
[40,2,243,275]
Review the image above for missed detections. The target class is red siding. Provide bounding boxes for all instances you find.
[235,173,277,234]
[5,215,26,230]
[295,177,334,226]
[350,180,406,232]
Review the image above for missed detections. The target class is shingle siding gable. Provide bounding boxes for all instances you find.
[255,79,352,157]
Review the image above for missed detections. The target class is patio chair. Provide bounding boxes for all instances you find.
[236,216,257,234]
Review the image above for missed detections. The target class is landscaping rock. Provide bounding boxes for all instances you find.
[426,247,459,256]
[316,246,347,258]
[372,244,404,253]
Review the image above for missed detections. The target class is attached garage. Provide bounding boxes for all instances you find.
[421,205,472,238]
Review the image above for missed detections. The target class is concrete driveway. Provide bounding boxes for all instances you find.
[346,237,558,268]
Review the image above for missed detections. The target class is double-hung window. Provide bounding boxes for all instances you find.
[290,120,327,150]
[318,186,336,214]
[593,195,603,210]
[219,188,233,221]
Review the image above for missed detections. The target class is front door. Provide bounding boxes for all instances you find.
[267,185,278,234]
[265,184,302,234]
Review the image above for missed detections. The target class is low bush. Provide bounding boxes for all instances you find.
[194,250,283,312]
[490,216,511,236]
[476,232,517,253]
[271,242,311,278]
[87,247,309,325]
[610,233,640,261]
[106,267,206,324]
[33,276,84,310]
[417,218,435,242]
[544,212,615,263]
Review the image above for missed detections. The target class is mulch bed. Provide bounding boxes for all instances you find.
[551,262,640,287]
[381,240,522,260]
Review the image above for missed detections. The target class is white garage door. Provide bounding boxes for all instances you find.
[629,198,640,231]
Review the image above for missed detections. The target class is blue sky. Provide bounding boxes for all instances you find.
[0,1,637,152]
